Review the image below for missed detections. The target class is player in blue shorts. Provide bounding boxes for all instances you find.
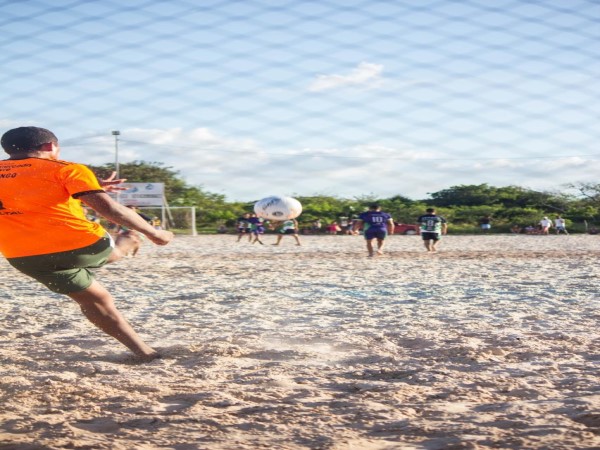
[417,208,448,252]
[248,213,266,245]
[353,204,395,257]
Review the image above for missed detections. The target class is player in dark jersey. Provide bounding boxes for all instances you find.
[236,212,252,242]
[417,208,448,252]
[353,204,395,257]
[248,213,266,245]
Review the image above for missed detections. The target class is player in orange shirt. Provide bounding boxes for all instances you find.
[0,126,174,361]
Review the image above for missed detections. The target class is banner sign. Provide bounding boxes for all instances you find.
[110,182,165,206]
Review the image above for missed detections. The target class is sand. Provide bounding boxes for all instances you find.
[0,234,599,449]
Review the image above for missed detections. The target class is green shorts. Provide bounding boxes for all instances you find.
[7,236,114,294]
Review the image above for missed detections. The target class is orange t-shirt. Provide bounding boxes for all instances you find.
[0,157,107,258]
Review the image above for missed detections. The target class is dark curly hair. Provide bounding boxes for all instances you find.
[1,126,58,154]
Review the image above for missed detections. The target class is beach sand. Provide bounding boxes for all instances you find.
[0,234,599,449]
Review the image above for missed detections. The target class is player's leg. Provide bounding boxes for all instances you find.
[424,238,433,252]
[376,238,385,255]
[108,230,141,260]
[366,238,375,256]
[68,280,158,360]
[431,235,440,252]
[254,230,264,244]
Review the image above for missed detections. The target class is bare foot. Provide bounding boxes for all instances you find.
[133,351,161,363]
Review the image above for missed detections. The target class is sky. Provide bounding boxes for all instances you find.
[1,0,599,202]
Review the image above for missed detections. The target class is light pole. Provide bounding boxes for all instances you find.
[111,130,120,178]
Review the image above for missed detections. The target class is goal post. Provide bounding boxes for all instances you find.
[106,182,197,235]
[94,205,197,236]
[136,206,197,236]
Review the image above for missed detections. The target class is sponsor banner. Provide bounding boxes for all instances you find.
[110,182,165,206]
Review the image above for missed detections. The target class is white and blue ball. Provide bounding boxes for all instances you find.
[254,196,302,221]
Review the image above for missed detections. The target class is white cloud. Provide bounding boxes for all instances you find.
[539,156,587,171]
[58,126,600,202]
[0,119,25,128]
[307,62,384,92]
[473,159,522,170]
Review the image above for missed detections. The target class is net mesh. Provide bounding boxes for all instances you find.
[2,1,599,201]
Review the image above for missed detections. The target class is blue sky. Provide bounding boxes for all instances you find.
[1,0,599,201]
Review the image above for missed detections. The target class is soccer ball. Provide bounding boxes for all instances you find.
[254,196,302,221]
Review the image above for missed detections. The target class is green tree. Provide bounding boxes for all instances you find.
[501,187,571,212]
[427,184,499,207]
[566,182,600,203]
[83,165,589,233]
[294,195,360,225]
[89,161,241,228]
[90,161,187,199]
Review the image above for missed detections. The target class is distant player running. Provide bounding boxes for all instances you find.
[272,218,301,246]
[417,208,448,252]
[236,212,252,242]
[248,213,266,245]
[353,204,395,257]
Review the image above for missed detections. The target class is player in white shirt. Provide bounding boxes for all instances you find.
[539,217,552,234]
[554,216,568,235]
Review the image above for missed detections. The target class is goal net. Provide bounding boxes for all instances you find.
[137,206,197,236]
[95,206,197,236]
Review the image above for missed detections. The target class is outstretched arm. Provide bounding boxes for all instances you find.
[98,171,128,193]
[79,192,173,245]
